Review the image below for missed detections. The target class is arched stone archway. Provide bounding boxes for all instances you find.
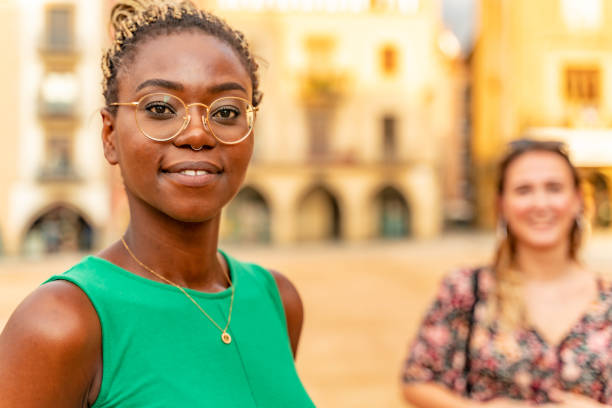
[591,173,611,228]
[223,186,271,243]
[297,186,341,241]
[374,186,411,238]
[22,205,94,255]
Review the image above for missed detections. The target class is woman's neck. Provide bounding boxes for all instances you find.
[118,200,227,291]
[514,241,578,281]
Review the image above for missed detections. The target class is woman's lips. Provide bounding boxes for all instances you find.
[161,161,222,187]
[162,160,222,174]
[177,169,211,176]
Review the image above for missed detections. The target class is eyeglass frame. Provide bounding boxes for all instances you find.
[109,92,259,145]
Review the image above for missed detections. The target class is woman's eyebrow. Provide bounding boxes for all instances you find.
[136,78,184,92]
[208,82,247,94]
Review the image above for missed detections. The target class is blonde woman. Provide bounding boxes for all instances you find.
[403,139,612,407]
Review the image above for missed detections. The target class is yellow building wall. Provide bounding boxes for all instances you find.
[473,0,612,227]
[0,1,21,251]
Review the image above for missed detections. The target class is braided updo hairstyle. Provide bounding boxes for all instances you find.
[102,0,262,112]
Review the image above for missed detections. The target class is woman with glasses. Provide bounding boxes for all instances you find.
[0,1,314,406]
[402,139,612,407]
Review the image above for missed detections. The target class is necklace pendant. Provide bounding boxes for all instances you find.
[221,331,232,344]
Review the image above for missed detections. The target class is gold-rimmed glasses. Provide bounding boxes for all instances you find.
[110,93,258,145]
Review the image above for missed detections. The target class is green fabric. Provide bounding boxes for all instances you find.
[45,252,315,407]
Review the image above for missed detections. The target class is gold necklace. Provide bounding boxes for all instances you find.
[120,237,234,344]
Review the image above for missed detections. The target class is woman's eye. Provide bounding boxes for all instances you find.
[514,185,531,195]
[211,106,241,121]
[546,183,564,193]
[145,103,176,117]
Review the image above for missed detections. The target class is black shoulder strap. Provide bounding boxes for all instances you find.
[464,267,481,396]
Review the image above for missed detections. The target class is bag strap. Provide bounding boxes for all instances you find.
[464,267,481,396]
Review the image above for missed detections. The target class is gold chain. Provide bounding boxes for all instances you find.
[120,237,234,344]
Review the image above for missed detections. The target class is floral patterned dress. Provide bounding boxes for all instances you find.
[402,268,612,404]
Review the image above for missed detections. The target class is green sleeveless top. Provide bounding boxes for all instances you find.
[45,252,315,408]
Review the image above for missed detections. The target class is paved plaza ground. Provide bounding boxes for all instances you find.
[2,232,612,407]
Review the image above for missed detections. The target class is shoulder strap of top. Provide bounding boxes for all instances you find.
[221,252,289,334]
[464,267,481,396]
[257,267,288,332]
[44,256,105,294]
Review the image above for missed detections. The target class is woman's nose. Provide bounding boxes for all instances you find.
[532,190,551,208]
[173,106,217,150]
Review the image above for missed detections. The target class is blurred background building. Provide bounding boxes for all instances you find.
[472,0,612,228]
[1,0,610,256]
[0,0,470,255]
[211,0,466,244]
[0,0,107,255]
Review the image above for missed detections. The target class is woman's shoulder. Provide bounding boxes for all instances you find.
[440,266,492,291]
[3,279,99,344]
[27,257,104,335]
[0,279,101,387]
[0,278,101,405]
[9,255,101,342]
[434,266,494,307]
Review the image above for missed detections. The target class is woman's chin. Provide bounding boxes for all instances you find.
[516,229,568,252]
[163,207,222,224]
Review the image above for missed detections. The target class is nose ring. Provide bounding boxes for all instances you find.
[191,145,203,151]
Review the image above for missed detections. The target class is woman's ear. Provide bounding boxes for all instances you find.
[101,109,119,165]
[495,195,504,219]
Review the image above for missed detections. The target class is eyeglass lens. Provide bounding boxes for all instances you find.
[135,93,254,142]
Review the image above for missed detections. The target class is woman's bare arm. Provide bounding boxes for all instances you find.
[0,281,101,407]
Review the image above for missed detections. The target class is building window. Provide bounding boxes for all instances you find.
[565,66,600,105]
[41,132,75,180]
[382,115,397,160]
[380,45,398,76]
[44,5,74,52]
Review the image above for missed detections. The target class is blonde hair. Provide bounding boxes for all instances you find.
[491,139,583,329]
[102,0,262,108]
